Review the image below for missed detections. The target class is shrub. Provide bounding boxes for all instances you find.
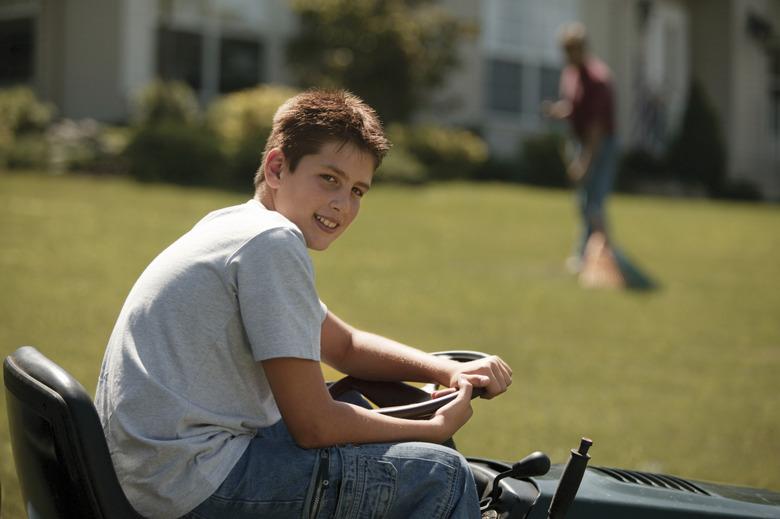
[716,179,763,201]
[518,132,568,188]
[124,123,224,186]
[0,86,55,136]
[132,80,201,127]
[0,130,11,166]
[388,124,488,181]
[665,81,727,196]
[126,81,224,187]
[616,148,666,192]
[0,87,55,170]
[208,85,299,189]
[375,147,427,184]
[223,133,268,190]
[2,135,50,169]
[46,119,130,173]
[208,85,297,152]
[477,156,524,183]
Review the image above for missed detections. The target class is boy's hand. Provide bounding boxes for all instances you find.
[430,376,474,441]
[446,355,512,399]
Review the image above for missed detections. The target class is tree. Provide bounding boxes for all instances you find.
[286,0,468,123]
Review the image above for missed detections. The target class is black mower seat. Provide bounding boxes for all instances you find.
[3,346,144,519]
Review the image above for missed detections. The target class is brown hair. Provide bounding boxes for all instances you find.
[254,89,390,191]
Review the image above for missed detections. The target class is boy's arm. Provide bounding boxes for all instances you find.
[262,356,475,448]
[320,311,512,398]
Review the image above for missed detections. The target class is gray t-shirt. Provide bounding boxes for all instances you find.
[95,200,326,518]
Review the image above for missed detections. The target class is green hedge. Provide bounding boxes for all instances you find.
[387,124,488,181]
[132,80,201,127]
[666,81,726,196]
[0,86,55,137]
[517,132,568,187]
[126,81,222,187]
[0,87,55,169]
[124,123,224,186]
[208,85,299,189]
[375,146,427,184]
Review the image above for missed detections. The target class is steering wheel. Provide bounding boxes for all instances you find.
[328,350,490,419]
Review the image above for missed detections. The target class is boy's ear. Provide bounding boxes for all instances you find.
[264,148,285,188]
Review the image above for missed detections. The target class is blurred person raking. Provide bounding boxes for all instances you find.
[543,22,619,272]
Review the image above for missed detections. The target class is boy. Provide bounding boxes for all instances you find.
[96,90,512,519]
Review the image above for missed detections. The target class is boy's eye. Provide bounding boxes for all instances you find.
[320,174,337,183]
[352,187,365,198]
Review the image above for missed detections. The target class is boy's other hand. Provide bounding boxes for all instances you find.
[431,376,474,440]
[430,387,458,400]
[447,355,512,399]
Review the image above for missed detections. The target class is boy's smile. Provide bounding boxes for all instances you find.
[262,141,375,251]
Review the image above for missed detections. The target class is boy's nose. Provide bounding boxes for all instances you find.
[330,192,348,212]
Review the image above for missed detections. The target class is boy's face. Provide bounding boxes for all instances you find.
[266,141,374,251]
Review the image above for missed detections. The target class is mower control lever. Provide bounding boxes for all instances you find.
[509,451,553,480]
[547,437,593,519]
[484,451,551,506]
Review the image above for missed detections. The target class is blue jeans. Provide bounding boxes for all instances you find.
[576,135,618,258]
[181,419,480,519]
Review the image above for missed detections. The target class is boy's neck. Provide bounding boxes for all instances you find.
[254,189,274,211]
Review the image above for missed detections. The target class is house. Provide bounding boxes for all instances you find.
[0,0,296,121]
[1,0,777,198]
[436,0,779,199]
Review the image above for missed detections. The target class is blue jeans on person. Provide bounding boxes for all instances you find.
[180,419,480,519]
[576,135,618,259]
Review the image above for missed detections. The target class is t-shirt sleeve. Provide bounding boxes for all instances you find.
[229,227,325,362]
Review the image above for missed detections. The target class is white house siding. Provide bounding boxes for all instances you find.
[60,0,124,121]
[686,0,779,199]
[728,0,779,198]
[33,0,145,121]
[35,0,65,110]
[120,0,157,119]
[22,0,296,121]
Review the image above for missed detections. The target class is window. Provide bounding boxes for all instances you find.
[157,27,203,90]
[486,59,522,113]
[219,36,261,93]
[0,17,34,85]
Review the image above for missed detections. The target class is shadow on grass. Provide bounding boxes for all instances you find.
[614,247,658,291]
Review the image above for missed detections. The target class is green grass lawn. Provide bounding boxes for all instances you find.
[1,170,778,518]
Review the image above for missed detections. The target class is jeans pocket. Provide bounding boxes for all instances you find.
[303,449,331,519]
[338,456,397,519]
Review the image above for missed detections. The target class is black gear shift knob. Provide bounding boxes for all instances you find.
[510,451,552,479]
[487,451,551,505]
